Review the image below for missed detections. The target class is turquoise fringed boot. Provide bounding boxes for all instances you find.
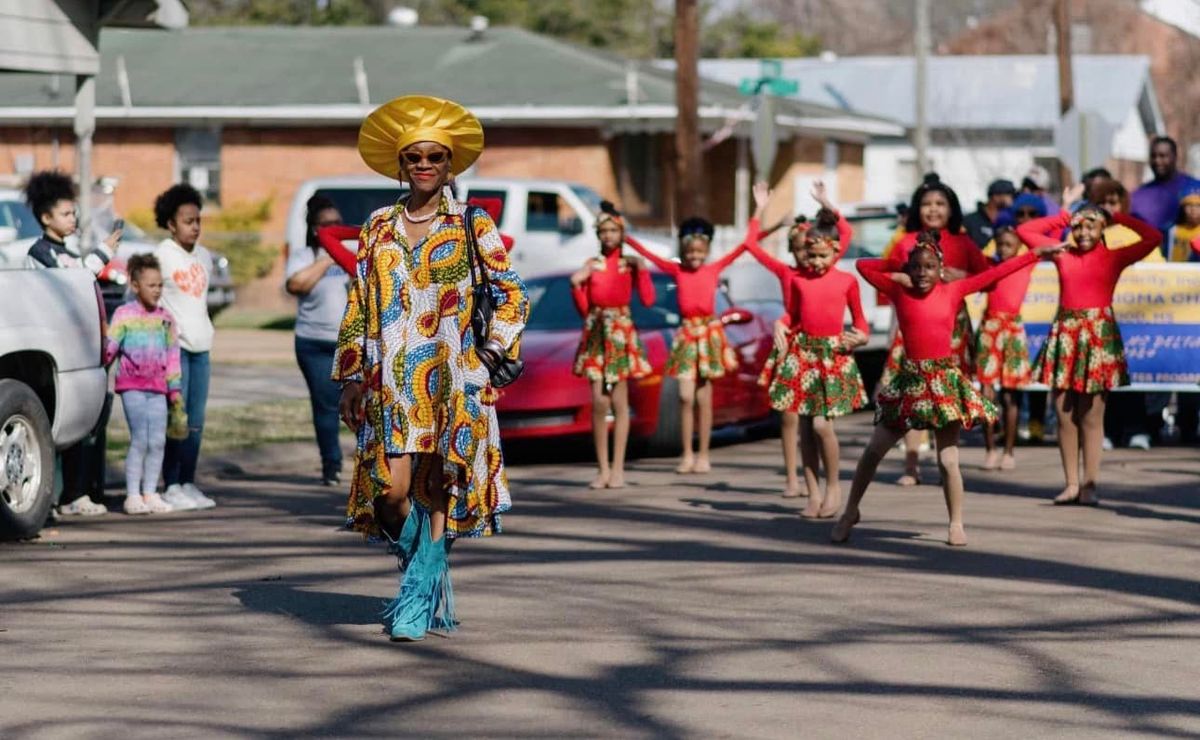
[383,509,456,642]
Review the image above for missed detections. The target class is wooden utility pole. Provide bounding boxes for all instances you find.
[913,0,931,176]
[1053,0,1074,183]
[674,0,703,219]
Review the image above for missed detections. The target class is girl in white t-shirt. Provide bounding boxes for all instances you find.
[152,184,217,512]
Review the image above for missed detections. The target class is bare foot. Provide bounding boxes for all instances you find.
[1053,484,1080,505]
[897,472,921,487]
[830,509,860,543]
[675,457,695,474]
[1078,483,1100,507]
[589,470,610,489]
[947,523,968,547]
[606,472,626,489]
[999,453,1016,471]
[781,481,803,499]
[692,458,712,474]
[800,497,824,518]
[817,485,842,518]
[981,449,1001,471]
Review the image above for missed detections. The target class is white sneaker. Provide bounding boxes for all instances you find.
[163,484,198,511]
[183,483,217,510]
[142,492,173,514]
[58,496,108,516]
[123,495,150,516]
[1128,433,1152,450]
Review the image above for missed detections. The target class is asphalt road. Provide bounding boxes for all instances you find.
[4,415,1199,739]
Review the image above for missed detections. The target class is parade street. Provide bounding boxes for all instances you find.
[3,415,1198,739]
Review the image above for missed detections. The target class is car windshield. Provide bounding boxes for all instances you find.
[0,199,43,240]
[316,186,408,226]
[845,215,900,259]
[524,273,681,332]
[568,184,604,216]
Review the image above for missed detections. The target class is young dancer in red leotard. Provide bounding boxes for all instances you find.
[1017,195,1161,506]
[623,207,761,473]
[745,182,868,515]
[832,230,1062,546]
[881,175,989,487]
[975,222,1038,472]
[570,202,656,489]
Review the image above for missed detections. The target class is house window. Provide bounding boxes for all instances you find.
[176,127,221,204]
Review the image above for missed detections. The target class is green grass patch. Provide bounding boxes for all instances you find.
[213,309,297,331]
[106,398,319,464]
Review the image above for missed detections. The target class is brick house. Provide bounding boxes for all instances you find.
[0,25,899,251]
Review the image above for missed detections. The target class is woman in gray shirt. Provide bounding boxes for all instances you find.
[286,195,349,485]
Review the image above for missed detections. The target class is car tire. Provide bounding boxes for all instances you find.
[0,379,55,541]
[645,375,683,457]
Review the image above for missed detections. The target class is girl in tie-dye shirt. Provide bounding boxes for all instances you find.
[105,254,182,515]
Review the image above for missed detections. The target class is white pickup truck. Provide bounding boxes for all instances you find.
[287,176,674,276]
[0,267,108,539]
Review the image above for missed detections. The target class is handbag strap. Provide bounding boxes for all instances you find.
[463,205,489,290]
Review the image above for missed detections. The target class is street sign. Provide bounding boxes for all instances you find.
[739,59,799,181]
[1054,108,1116,181]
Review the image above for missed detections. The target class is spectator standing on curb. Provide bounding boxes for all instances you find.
[1131,136,1199,239]
[286,195,348,486]
[963,179,1016,248]
[105,254,181,515]
[153,184,217,511]
[24,171,121,517]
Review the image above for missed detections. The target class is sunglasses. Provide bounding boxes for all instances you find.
[1015,209,1040,217]
[401,150,449,166]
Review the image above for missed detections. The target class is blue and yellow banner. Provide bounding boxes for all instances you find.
[966,263,1200,390]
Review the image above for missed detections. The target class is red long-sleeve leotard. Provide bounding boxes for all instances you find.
[571,249,656,316]
[1016,212,1162,310]
[744,217,868,337]
[623,234,748,318]
[857,251,1040,360]
[981,256,1037,316]
[885,229,990,275]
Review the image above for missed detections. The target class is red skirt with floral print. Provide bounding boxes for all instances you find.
[975,311,1032,389]
[757,331,867,417]
[1033,306,1129,393]
[876,357,997,431]
[573,306,652,384]
[665,316,739,379]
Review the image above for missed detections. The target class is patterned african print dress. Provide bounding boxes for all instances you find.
[333,189,529,540]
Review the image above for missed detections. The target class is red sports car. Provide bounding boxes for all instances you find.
[495,270,782,454]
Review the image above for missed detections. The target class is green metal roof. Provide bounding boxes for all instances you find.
[0,26,902,137]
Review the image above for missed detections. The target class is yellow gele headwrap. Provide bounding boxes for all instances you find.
[358,95,484,179]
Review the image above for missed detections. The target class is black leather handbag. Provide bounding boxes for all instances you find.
[464,207,525,388]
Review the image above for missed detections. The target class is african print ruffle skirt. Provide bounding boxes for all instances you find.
[975,311,1031,389]
[1034,306,1129,393]
[665,316,739,379]
[876,357,997,431]
[573,306,652,384]
[758,331,867,417]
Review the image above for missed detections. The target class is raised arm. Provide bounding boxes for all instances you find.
[835,212,853,259]
[1016,212,1071,249]
[744,227,793,282]
[855,258,904,300]
[1110,212,1164,267]
[316,224,361,274]
[331,224,371,384]
[624,234,679,276]
[952,251,1040,300]
[712,240,750,271]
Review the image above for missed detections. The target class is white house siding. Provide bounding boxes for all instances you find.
[865,143,1057,208]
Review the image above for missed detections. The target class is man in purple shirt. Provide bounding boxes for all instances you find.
[1131,136,1198,234]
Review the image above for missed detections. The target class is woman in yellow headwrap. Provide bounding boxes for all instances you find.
[334,95,529,641]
